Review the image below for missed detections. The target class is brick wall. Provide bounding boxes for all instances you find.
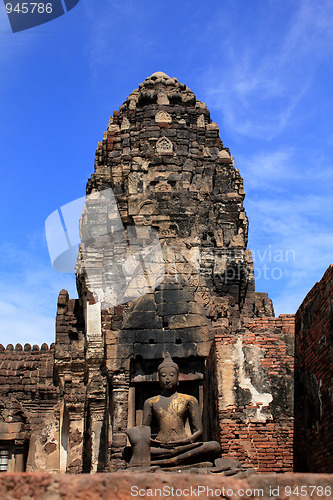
[0,342,60,471]
[208,315,294,472]
[294,265,333,472]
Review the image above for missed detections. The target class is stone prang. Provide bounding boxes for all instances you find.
[76,70,273,323]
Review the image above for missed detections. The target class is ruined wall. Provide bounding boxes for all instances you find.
[0,342,60,472]
[208,315,294,472]
[294,265,333,473]
[55,289,112,473]
[0,286,108,475]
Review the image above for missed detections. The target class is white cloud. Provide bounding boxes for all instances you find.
[0,243,77,347]
[280,0,333,62]
[201,0,333,139]
[247,193,333,236]
[246,192,333,315]
[0,300,55,347]
[239,149,295,190]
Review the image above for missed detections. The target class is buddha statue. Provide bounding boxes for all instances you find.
[125,353,222,468]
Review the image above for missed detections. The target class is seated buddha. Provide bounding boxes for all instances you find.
[125,353,221,467]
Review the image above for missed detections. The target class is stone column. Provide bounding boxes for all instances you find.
[14,444,24,472]
[66,407,85,473]
[85,300,109,472]
[59,401,69,473]
[109,371,129,470]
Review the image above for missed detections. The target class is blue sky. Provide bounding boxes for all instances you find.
[0,0,332,346]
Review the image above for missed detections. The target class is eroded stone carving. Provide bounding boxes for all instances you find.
[157,92,169,105]
[156,136,173,154]
[197,115,205,128]
[155,111,172,124]
[121,117,130,130]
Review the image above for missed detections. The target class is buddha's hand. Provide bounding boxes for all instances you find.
[150,438,189,448]
[150,438,164,447]
[163,437,193,448]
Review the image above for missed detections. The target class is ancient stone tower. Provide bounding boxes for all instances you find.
[67,71,291,472]
[1,71,309,474]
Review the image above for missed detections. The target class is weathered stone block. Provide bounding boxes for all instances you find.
[167,314,208,329]
[155,289,193,303]
[122,312,162,330]
[157,302,188,316]
[131,294,156,312]
[112,433,127,448]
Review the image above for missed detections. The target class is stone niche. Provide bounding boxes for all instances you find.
[128,356,205,437]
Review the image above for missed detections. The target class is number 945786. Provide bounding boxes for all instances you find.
[5,2,53,14]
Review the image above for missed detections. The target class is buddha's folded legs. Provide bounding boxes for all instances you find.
[151,441,221,466]
[150,441,202,459]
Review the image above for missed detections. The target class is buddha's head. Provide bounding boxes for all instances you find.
[158,353,179,391]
